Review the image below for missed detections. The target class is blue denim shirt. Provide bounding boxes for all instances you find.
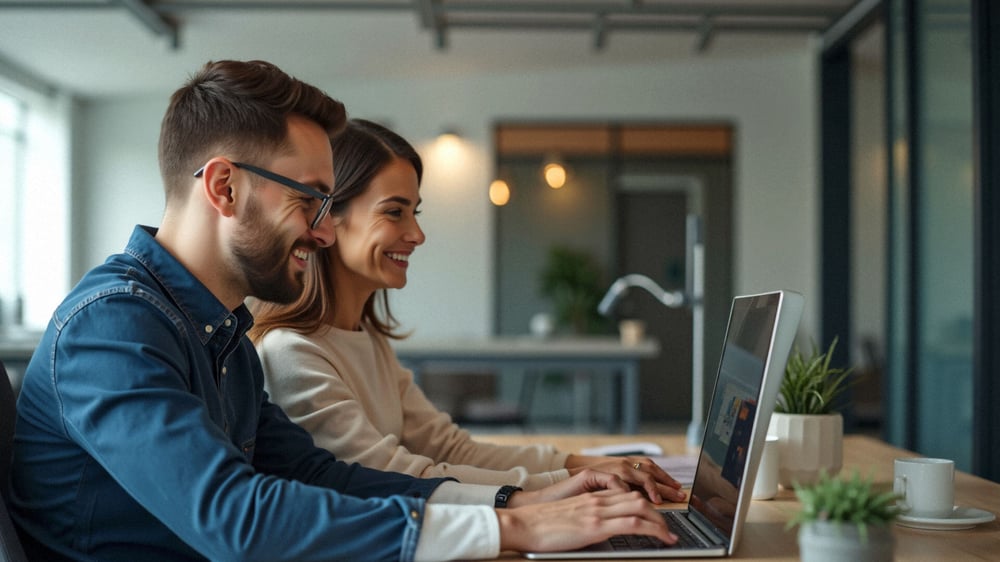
[11,225,446,561]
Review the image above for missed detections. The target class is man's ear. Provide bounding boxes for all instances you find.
[198,158,238,219]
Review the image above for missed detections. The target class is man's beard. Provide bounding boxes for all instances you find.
[231,195,311,304]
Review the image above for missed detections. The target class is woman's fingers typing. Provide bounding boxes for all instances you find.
[565,455,686,504]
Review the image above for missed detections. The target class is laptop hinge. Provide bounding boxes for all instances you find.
[688,511,729,546]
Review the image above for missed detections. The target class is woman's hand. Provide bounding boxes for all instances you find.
[496,489,678,553]
[564,454,686,504]
[506,468,631,507]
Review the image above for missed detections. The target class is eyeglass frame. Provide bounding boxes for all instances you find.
[193,161,333,230]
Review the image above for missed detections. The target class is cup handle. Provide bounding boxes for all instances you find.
[894,475,910,512]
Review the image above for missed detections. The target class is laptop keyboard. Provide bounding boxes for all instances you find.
[608,511,706,551]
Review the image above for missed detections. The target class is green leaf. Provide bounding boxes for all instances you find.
[787,470,903,537]
[776,336,856,414]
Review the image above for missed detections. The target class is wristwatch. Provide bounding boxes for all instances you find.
[494,485,522,508]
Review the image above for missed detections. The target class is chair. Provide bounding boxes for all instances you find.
[452,371,541,431]
[0,361,28,562]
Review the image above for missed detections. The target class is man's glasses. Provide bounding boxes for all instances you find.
[194,162,333,230]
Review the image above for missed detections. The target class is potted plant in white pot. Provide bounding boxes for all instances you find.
[769,337,853,488]
[789,470,902,562]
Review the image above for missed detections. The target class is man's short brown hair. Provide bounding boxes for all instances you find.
[158,60,346,204]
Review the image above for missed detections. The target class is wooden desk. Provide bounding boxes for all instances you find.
[474,433,1000,560]
[392,336,659,434]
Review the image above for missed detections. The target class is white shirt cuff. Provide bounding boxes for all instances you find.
[414,504,500,561]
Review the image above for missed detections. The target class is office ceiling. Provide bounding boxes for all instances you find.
[0,0,862,98]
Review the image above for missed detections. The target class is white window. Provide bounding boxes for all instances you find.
[0,80,71,332]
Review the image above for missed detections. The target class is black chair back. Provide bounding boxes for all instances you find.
[0,361,14,503]
[0,360,28,562]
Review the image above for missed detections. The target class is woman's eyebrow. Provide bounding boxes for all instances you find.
[380,195,420,206]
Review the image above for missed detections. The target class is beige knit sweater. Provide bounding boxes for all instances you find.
[256,324,570,490]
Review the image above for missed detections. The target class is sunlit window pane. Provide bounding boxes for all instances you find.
[0,86,70,331]
[0,91,22,327]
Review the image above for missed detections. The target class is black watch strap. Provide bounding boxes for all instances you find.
[494,485,522,508]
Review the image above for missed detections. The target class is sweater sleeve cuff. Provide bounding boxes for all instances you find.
[524,468,570,490]
[550,450,571,471]
[427,481,498,505]
[414,504,500,561]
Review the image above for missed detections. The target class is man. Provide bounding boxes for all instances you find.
[9,60,675,561]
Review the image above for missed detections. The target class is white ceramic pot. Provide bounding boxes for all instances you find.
[768,412,843,488]
[798,520,894,562]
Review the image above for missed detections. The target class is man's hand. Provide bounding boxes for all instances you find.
[564,454,686,504]
[496,489,678,553]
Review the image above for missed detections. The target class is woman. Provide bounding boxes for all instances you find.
[249,119,683,502]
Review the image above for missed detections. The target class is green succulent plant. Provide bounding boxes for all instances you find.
[776,336,854,415]
[787,470,903,542]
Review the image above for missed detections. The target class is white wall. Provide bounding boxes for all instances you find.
[74,46,820,341]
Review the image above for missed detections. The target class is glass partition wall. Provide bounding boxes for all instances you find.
[886,0,975,470]
[909,0,974,469]
[826,0,996,476]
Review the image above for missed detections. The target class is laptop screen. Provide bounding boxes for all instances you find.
[687,292,780,537]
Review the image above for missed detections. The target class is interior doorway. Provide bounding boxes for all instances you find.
[489,123,734,428]
[614,176,695,423]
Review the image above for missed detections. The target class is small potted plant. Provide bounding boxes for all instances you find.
[769,336,854,487]
[789,470,902,562]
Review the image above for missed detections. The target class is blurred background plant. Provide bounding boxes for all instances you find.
[539,245,609,335]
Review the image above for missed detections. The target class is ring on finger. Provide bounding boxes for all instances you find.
[633,462,642,470]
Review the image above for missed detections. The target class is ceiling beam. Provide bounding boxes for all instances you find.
[0,0,846,19]
[117,0,180,49]
[415,0,448,50]
[436,1,846,18]
[695,16,715,53]
[0,52,58,97]
[821,0,884,52]
[0,0,856,54]
[443,19,828,34]
[592,13,608,51]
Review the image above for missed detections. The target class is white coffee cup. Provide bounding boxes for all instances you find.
[752,434,780,500]
[893,457,955,519]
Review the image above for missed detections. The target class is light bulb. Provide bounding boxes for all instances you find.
[489,179,511,206]
[543,162,567,189]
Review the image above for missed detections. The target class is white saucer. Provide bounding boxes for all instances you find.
[896,506,996,531]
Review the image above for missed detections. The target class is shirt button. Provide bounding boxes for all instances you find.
[224,319,232,327]
[204,325,213,333]
[410,510,420,520]
[222,367,228,376]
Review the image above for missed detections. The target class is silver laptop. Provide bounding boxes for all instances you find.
[526,290,804,559]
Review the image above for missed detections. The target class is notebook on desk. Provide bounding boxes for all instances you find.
[526,289,804,559]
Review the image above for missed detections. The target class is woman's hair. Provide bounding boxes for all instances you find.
[248,119,423,343]
[159,59,346,205]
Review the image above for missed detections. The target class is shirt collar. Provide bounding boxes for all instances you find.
[123,225,253,345]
